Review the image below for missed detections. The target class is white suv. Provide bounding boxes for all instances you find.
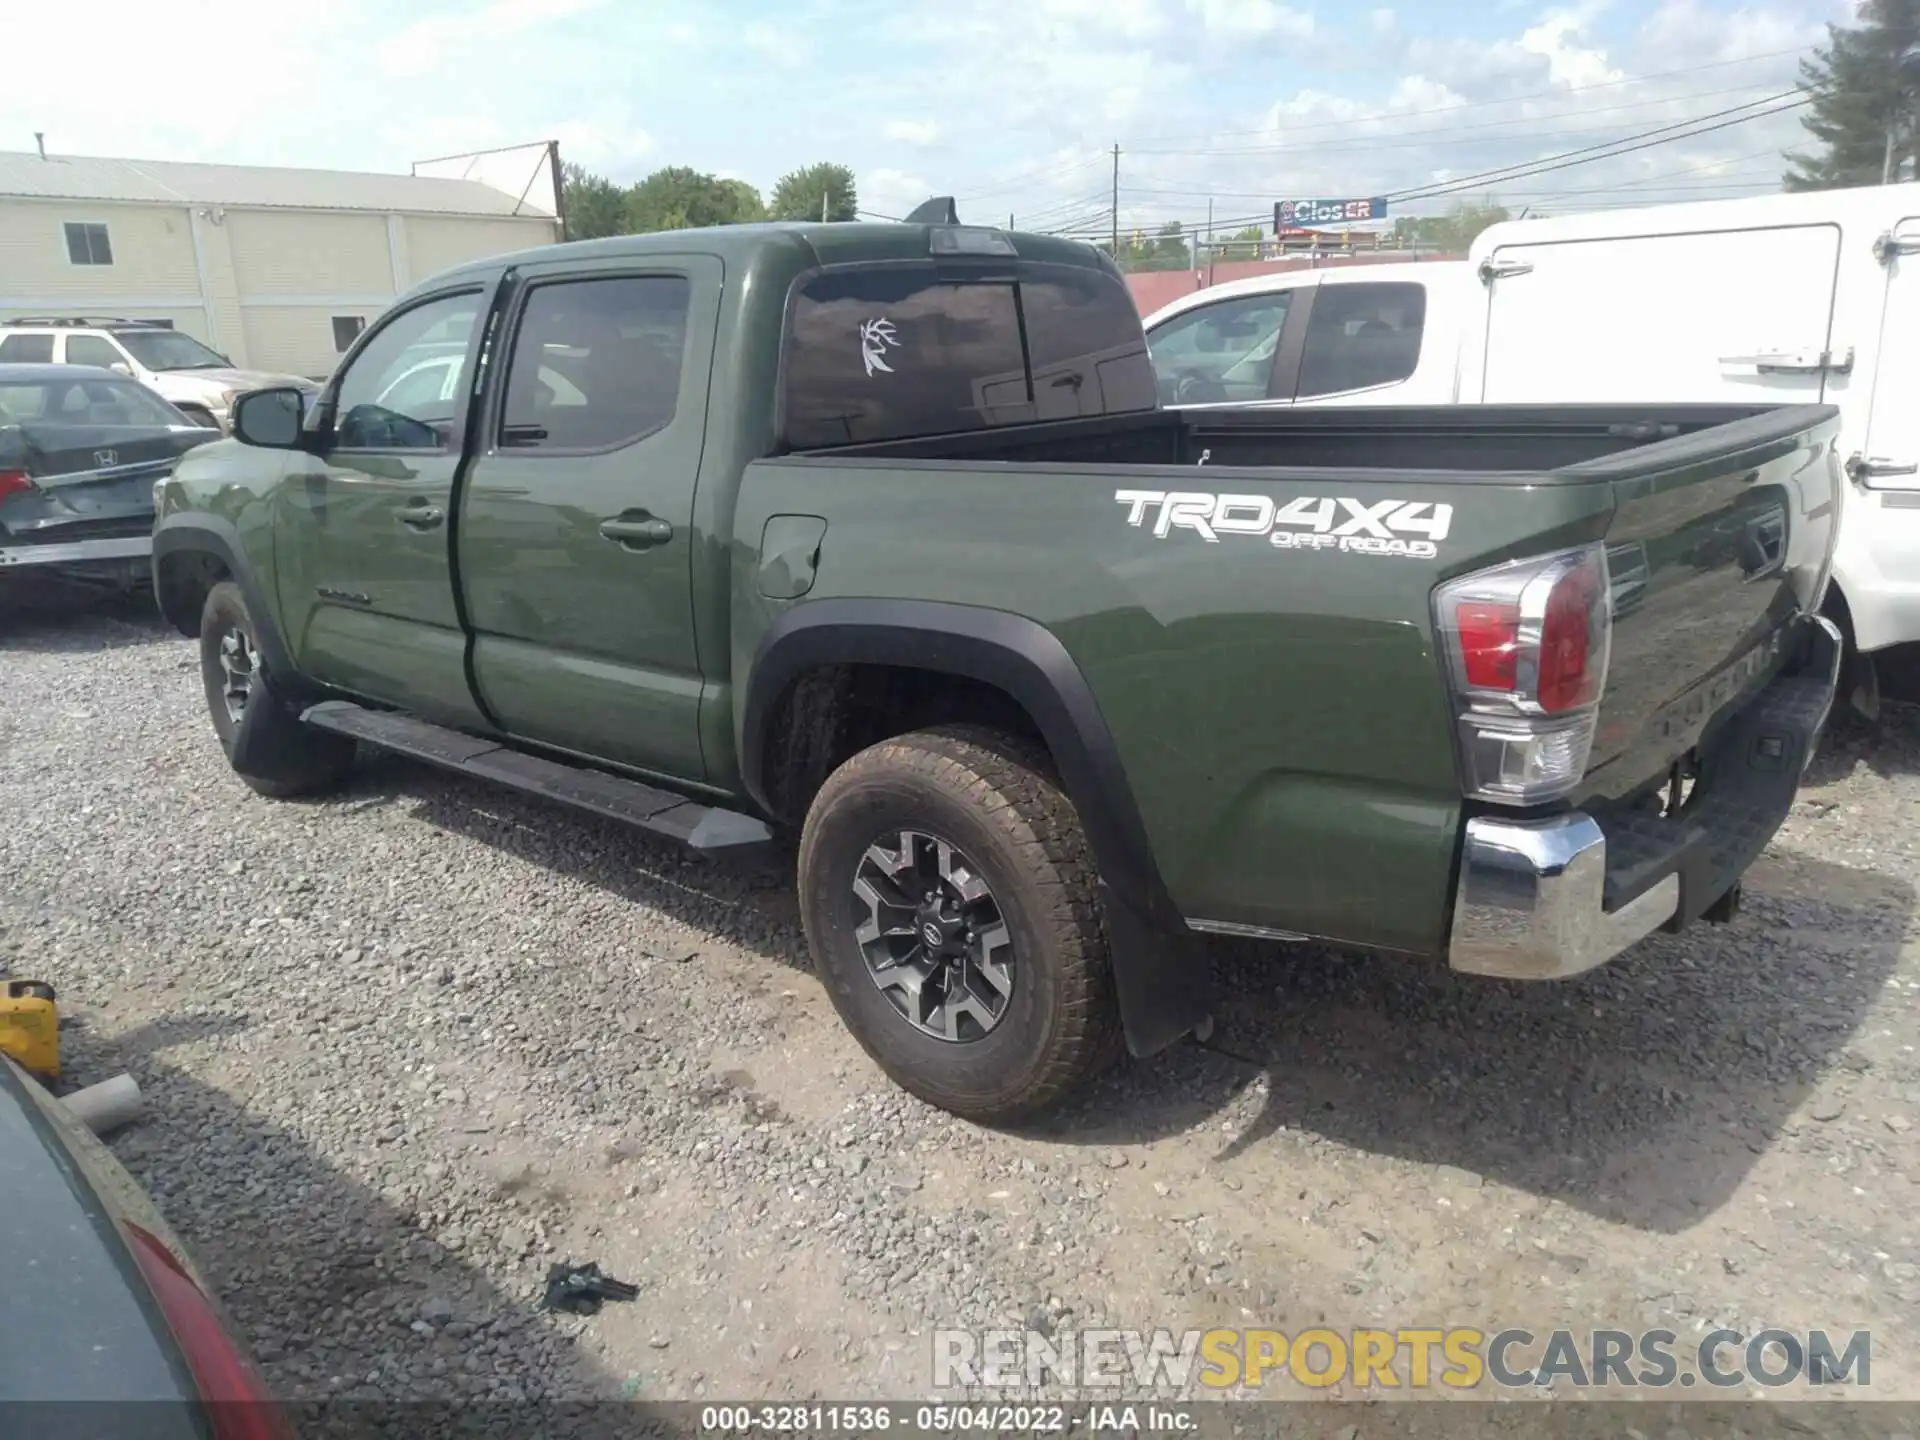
[0,317,319,432]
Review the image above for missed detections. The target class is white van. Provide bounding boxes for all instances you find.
[1461,180,1920,712]
[1140,260,1471,409]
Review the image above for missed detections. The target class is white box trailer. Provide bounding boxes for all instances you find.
[1460,181,1920,714]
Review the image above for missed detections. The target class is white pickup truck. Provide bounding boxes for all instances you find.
[1142,179,1920,714]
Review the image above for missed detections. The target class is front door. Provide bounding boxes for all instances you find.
[1144,288,1300,409]
[273,283,496,727]
[459,256,721,781]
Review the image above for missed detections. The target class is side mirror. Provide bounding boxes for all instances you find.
[231,387,305,449]
[108,362,133,377]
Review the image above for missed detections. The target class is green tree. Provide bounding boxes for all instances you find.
[1390,201,1510,252]
[1214,226,1266,260]
[560,162,630,240]
[627,166,766,232]
[1786,0,1920,189]
[720,178,768,223]
[769,162,858,221]
[1117,221,1193,272]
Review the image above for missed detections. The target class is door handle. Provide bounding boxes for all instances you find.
[1718,347,1854,376]
[399,504,444,529]
[1847,453,1920,484]
[599,514,673,549]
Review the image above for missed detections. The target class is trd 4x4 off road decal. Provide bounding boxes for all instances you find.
[1115,489,1453,560]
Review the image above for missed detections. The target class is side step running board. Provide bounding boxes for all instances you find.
[301,701,774,856]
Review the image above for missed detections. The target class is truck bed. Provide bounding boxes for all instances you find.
[749,400,1841,952]
[797,401,1832,478]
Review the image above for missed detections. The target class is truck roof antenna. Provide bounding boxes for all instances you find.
[903,197,960,225]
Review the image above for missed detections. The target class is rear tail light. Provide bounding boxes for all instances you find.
[0,468,32,500]
[1434,544,1612,804]
[123,1222,294,1439]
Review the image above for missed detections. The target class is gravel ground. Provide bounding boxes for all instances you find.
[5,587,1920,1417]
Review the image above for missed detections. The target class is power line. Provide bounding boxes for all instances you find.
[1117,46,1807,148]
[1011,187,1114,228]
[1050,97,1803,240]
[1128,79,1803,158]
[949,152,1107,204]
[1391,93,1808,203]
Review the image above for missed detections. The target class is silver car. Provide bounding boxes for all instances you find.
[0,318,320,432]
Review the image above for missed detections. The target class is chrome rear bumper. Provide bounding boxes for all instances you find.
[1448,614,1841,982]
[1447,814,1679,980]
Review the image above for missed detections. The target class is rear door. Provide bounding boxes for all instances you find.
[59,332,132,375]
[272,281,498,727]
[460,256,721,780]
[1289,278,1432,407]
[1856,217,1920,489]
[1476,222,1844,404]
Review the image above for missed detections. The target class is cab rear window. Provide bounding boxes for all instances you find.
[780,262,1155,449]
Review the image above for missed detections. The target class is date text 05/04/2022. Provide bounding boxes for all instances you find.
[698,1403,1197,1433]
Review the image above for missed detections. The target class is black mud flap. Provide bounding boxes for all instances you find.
[228,668,319,783]
[1100,879,1212,1058]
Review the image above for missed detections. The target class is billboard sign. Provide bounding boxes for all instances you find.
[1275,197,1389,229]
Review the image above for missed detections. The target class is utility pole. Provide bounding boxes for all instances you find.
[823,188,830,222]
[1205,197,1214,286]
[1110,142,1120,259]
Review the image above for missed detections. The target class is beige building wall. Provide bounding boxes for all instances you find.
[0,198,207,326]
[225,209,393,296]
[238,306,372,378]
[0,192,557,378]
[403,215,552,283]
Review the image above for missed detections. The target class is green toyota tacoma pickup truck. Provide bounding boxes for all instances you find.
[152,215,1845,1123]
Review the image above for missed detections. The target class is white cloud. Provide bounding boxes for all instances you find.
[1187,0,1315,40]
[383,0,610,76]
[1517,11,1625,89]
[1033,0,1169,42]
[741,19,810,67]
[863,167,934,219]
[1637,0,1831,64]
[883,120,943,147]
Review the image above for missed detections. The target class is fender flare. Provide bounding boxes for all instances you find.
[151,514,300,688]
[740,599,1209,1057]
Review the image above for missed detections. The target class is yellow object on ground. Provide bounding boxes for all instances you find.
[0,979,59,1080]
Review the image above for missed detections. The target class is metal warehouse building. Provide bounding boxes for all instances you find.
[0,149,560,380]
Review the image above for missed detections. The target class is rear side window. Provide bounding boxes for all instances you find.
[0,334,55,364]
[64,335,124,369]
[1295,282,1426,399]
[499,275,691,451]
[781,262,1152,449]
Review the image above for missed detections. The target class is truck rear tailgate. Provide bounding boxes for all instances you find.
[1574,405,1842,802]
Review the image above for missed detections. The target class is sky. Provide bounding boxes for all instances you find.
[4,0,1859,239]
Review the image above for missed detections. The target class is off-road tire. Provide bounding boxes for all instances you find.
[797,725,1120,1124]
[198,581,354,798]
